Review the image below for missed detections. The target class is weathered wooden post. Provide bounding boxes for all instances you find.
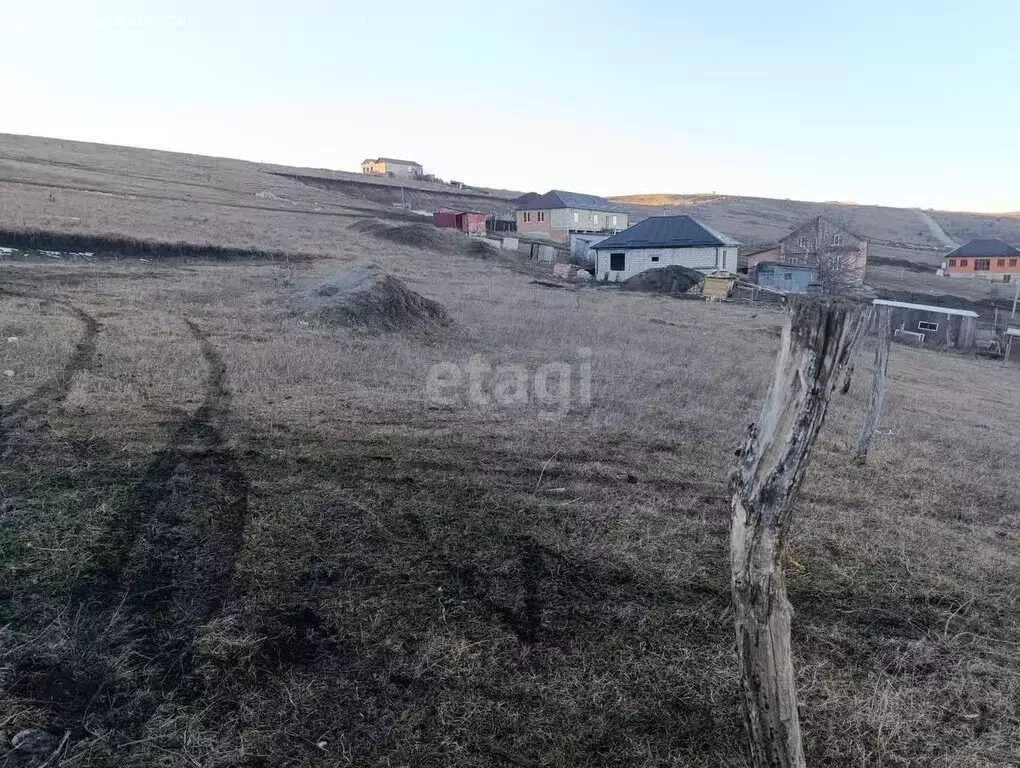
[854,306,892,463]
[730,299,870,768]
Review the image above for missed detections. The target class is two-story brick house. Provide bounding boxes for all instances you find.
[514,190,627,244]
[742,216,868,292]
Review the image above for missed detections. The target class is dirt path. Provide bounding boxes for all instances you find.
[915,209,958,249]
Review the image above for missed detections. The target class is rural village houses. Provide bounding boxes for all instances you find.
[360,157,424,180]
[591,215,739,281]
[742,216,868,293]
[942,238,1020,282]
[514,190,628,244]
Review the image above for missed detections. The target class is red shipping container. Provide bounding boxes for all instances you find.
[433,211,461,229]
[457,212,486,236]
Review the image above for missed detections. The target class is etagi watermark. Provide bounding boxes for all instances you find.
[426,348,592,419]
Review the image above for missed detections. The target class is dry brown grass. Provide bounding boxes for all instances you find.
[2,217,1019,767]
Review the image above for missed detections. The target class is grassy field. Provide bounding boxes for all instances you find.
[2,204,1020,767]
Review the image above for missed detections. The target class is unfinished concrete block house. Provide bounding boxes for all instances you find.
[591,215,739,282]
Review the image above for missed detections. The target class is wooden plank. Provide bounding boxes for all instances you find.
[855,305,892,463]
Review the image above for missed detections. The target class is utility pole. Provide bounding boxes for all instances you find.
[1012,280,1019,320]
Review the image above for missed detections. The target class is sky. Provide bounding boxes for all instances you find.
[1,0,1018,211]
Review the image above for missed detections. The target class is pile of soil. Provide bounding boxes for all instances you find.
[349,219,498,257]
[620,265,704,295]
[294,266,452,331]
[464,239,499,258]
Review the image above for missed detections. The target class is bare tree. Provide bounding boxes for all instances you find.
[730,298,871,767]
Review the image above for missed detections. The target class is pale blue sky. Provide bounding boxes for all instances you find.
[2,0,1018,211]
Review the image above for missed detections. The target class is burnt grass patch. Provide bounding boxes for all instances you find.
[1,318,254,747]
[163,432,746,765]
[4,408,1013,765]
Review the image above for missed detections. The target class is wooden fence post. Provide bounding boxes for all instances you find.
[730,299,870,768]
[854,306,891,463]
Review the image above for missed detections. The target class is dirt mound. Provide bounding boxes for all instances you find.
[348,218,498,257]
[347,218,389,234]
[465,239,499,258]
[620,265,704,295]
[295,266,452,331]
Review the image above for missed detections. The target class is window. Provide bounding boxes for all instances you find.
[998,258,1006,267]
[610,252,626,271]
[783,272,793,280]
[798,236,807,248]
[1010,258,1018,267]
[948,258,957,267]
[918,321,939,332]
[612,215,618,227]
[960,259,968,267]
[975,259,991,271]
[523,212,531,223]
[574,212,579,223]
[831,233,844,246]
[537,211,545,223]
[651,256,659,262]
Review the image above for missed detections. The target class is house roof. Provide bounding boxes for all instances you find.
[781,215,866,244]
[514,190,625,213]
[945,238,1020,259]
[591,215,740,250]
[741,245,779,258]
[362,157,422,167]
[873,299,978,318]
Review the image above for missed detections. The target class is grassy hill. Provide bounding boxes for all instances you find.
[2,131,1019,306]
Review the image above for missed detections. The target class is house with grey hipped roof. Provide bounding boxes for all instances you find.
[591,215,740,282]
[514,190,628,244]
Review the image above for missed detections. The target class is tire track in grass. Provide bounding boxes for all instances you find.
[0,290,100,452]
[98,318,250,619]
[15,318,252,736]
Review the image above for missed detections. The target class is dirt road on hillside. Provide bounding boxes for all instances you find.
[915,209,958,249]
